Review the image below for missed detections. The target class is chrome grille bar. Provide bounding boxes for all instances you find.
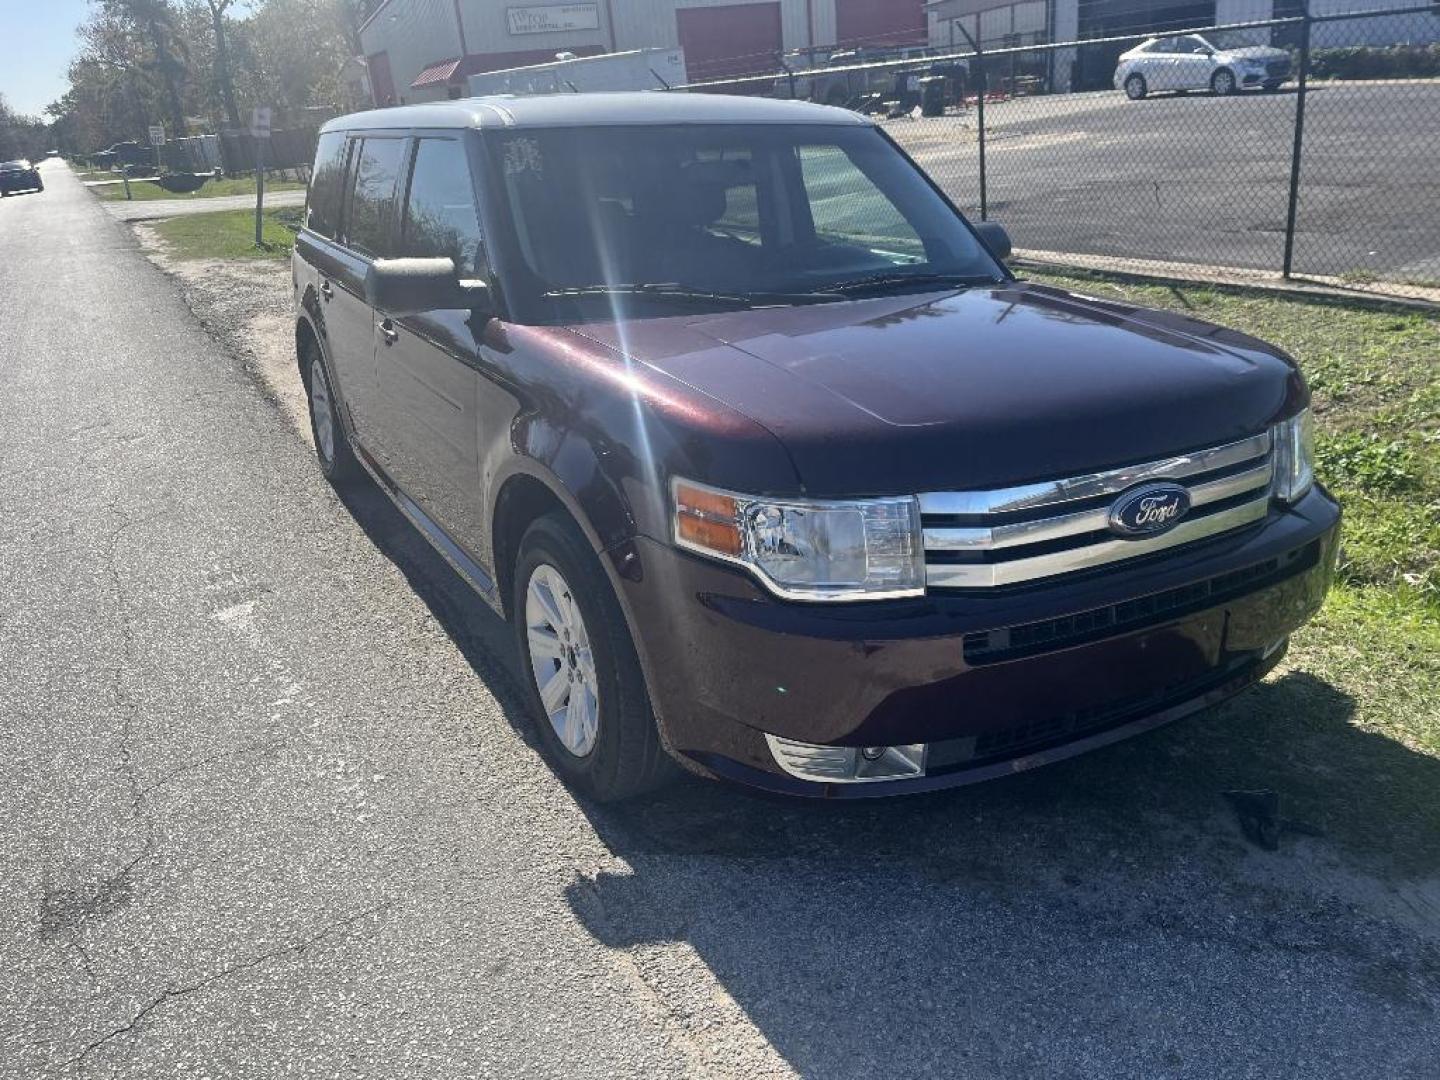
[917,431,1272,519]
[924,461,1274,553]
[926,501,1271,589]
[921,432,1275,589]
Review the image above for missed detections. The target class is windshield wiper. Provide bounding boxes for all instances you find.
[542,283,749,308]
[540,283,844,310]
[816,271,1001,296]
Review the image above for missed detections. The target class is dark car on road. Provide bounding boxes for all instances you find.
[293,93,1338,800]
[0,159,43,195]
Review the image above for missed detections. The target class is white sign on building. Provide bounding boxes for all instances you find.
[506,3,601,35]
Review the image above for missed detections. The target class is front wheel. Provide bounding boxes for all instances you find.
[1124,73,1148,100]
[1211,68,1237,96]
[1262,81,1284,92]
[513,514,674,801]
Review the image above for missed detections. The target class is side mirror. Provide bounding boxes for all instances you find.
[365,257,493,316]
[972,220,1012,262]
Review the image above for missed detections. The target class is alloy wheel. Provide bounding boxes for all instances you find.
[525,563,600,758]
[309,360,336,466]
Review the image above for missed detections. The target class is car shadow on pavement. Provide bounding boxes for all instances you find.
[563,672,1440,1075]
[334,472,1440,1075]
[331,475,540,742]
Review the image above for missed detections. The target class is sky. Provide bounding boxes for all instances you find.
[0,0,93,116]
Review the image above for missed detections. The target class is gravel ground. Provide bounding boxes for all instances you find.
[3,159,1437,1079]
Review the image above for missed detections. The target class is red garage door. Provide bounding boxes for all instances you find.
[835,0,926,48]
[676,2,783,81]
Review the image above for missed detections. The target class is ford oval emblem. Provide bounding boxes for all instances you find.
[1109,483,1192,538]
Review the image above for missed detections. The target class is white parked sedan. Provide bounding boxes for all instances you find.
[1114,31,1292,99]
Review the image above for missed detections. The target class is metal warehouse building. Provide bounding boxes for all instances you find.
[359,0,1439,103]
[358,0,933,103]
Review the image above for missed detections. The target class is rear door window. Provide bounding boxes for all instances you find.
[306,130,348,239]
[345,136,407,258]
[399,137,486,274]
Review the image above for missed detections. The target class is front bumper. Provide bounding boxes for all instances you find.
[613,487,1340,797]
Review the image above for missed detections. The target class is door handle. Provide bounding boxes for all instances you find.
[319,279,333,300]
[379,319,399,346]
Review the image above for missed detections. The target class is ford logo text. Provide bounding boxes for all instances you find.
[1108,483,1192,538]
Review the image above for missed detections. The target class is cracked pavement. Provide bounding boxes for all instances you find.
[3,160,1438,1079]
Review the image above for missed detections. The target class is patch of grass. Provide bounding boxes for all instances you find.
[1025,267,1440,875]
[93,175,306,201]
[152,206,303,261]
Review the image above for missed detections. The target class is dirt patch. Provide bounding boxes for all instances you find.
[134,224,312,448]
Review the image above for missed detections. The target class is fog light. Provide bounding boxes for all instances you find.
[766,735,927,784]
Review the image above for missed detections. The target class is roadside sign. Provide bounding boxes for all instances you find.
[148,125,165,147]
[251,108,272,249]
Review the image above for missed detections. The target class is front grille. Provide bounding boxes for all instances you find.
[963,540,1319,664]
[919,432,1274,589]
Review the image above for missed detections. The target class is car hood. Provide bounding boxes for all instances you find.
[1221,46,1290,61]
[567,282,1303,495]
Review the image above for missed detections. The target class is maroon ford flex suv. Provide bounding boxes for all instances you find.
[293,93,1339,800]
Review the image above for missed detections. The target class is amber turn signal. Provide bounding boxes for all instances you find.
[674,481,743,557]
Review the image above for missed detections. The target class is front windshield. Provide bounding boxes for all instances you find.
[484,123,1003,323]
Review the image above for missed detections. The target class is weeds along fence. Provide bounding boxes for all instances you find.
[675,4,1440,300]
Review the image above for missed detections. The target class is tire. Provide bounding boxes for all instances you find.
[1211,68,1237,96]
[1262,81,1283,92]
[513,513,675,802]
[301,336,360,486]
[1124,74,1147,100]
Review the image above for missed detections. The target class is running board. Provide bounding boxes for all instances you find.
[352,443,505,617]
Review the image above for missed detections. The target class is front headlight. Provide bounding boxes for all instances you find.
[672,479,924,601]
[1271,408,1315,504]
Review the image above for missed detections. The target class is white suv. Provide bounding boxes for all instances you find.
[1114,31,1292,99]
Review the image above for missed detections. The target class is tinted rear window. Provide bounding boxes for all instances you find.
[345,137,407,258]
[306,131,348,239]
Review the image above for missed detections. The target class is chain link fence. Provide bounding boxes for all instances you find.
[674,4,1440,301]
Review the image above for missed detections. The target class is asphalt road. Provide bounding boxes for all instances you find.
[3,160,1439,1079]
[886,81,1440,283]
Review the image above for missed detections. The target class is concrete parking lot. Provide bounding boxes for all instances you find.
[3,160,1438,1079]
[886,80,1440,284]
